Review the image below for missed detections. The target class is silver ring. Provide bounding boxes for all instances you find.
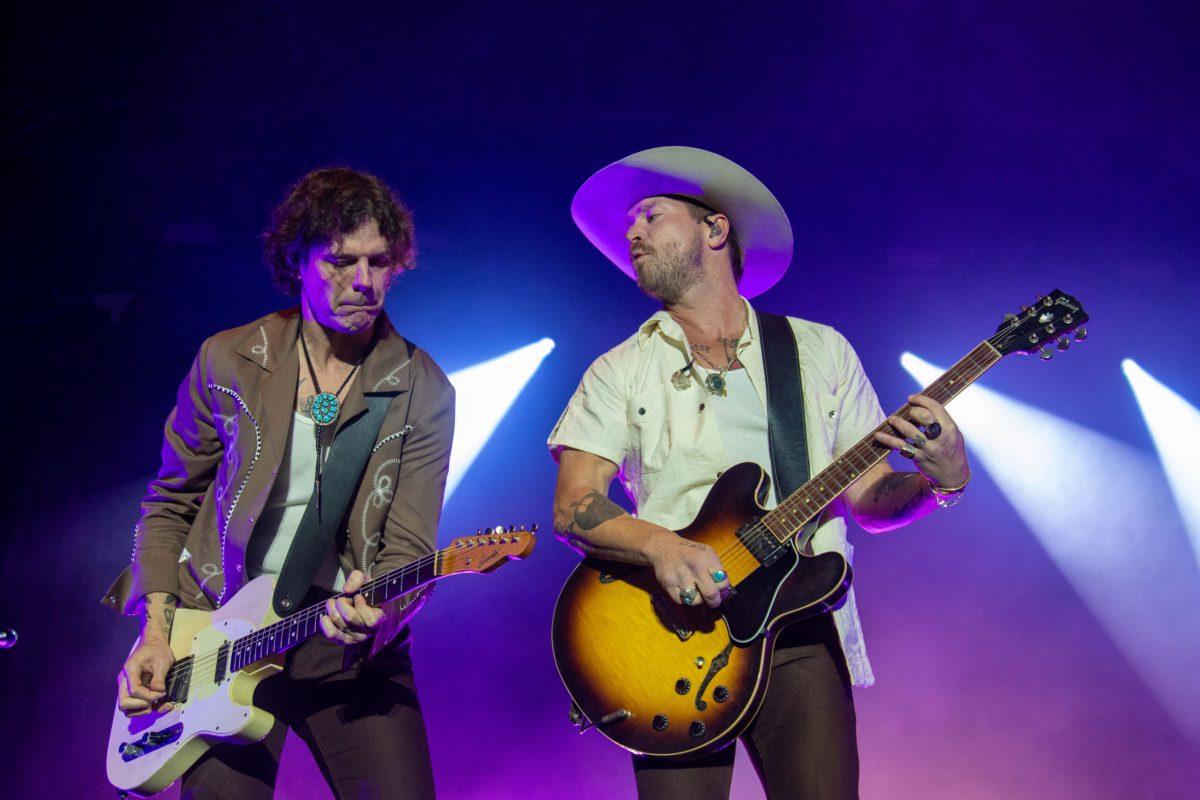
[679,586,698,605]
[899,444,916,459]
[905,434,927,449]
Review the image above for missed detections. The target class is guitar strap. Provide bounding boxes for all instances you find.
[272,340,416,617]
[756,309,818,547]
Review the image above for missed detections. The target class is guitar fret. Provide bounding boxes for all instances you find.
[223,548,448,674]
[762,342,1000,544]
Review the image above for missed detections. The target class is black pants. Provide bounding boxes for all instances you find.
[633,614,859,800]
[180,635,435,800]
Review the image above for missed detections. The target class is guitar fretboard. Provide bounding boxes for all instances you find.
[225,550,442,672]
[760,340,1002,544]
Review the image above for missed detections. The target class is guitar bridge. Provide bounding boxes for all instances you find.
[118,723,184,762]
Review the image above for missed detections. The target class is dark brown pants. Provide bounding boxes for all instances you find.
[633,615,858,800]
[180,635,435,800]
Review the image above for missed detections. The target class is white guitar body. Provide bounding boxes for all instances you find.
[106,576,283,796]
[104,526,539,797]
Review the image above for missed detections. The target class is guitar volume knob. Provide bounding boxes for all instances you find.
[675,678,691,695]
[713,686,729,703]
[689,721,706,739]
[652,714,669,731]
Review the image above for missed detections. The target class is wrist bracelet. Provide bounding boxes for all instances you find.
[928,469,970,509]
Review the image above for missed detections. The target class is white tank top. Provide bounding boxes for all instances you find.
[707,367,779,506]
[245,411,346,592]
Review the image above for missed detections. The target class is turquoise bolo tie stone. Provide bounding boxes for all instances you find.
[705,373,727,395]
[311,392,339,426]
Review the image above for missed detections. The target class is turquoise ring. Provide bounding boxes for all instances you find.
[712,570,727,583]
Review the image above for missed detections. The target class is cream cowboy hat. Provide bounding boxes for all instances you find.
[570,146,793,298]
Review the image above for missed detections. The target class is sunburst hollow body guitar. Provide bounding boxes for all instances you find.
[552,291,1088,758]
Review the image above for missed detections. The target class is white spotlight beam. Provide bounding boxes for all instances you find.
[445,338,555,499]
[1122,359,1200,571]
[901,352,1200,748]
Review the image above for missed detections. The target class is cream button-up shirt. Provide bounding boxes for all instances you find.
[548,298,886,687]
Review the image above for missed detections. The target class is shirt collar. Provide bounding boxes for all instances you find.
[636,296,758,351]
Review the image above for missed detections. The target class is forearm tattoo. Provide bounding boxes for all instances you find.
[569,491,625,532]
[141,593,178,640]
[869,472,930,519]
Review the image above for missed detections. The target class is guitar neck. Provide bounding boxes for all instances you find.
[227,550,442,672]
[759,340,1002,543]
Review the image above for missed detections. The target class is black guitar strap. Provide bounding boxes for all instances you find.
[272,342,415,616]
[756,309,818,547]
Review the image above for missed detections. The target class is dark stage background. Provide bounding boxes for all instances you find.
[3,3,1199,798]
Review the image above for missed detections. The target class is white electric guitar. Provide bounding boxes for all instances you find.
[107,525,536,796]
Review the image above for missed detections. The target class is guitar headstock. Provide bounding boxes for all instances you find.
[441,524,538,575]
[988,289,1090,360]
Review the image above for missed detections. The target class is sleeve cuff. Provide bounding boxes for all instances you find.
[547,437,625,468]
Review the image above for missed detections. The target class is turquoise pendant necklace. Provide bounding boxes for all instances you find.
[299,326,366,517]
[690,306,749,397]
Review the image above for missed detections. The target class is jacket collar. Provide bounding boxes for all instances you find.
[235,308,413,391]
[240,308,414,462]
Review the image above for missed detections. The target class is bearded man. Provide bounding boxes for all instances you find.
[549,147,972,799]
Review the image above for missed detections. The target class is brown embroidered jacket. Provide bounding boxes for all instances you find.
[102,308,454,655]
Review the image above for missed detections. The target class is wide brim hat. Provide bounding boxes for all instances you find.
[570,146,793,298]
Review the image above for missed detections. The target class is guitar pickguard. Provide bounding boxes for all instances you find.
[720,544,799,643]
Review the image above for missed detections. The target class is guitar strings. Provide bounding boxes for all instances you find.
[167,331,1009,680]
[719,344,992,569]
[706,343,997,578]
[165,548,446,684]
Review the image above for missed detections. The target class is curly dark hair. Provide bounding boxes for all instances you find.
[263,167,416,295]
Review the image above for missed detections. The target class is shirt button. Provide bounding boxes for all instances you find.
[699,403,706,412]
[638,408,645,415]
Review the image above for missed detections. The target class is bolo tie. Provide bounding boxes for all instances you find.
[298,327,365,518]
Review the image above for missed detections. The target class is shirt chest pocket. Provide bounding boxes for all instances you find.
[626,385,671,476]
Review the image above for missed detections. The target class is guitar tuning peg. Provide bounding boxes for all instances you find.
[1039,347,1054,361]
[532,523,540,532]
[484,527,494,535]
[1003,313,1017,324]
[1074,327,1087,341]
[1056,336,1071,351]
[1021,305,1029,312]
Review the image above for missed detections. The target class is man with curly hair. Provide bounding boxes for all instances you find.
[104,167,453,798]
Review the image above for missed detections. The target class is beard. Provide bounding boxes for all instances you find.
[633,237,703,305]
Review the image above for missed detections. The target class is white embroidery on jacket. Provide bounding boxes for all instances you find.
[207,383,262,607]
[371,425,413,454]
[359,457,401,574]
[195,562,221,600]
[249,326,269,368]
[214,412,240,504]
[372,360,410,391]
